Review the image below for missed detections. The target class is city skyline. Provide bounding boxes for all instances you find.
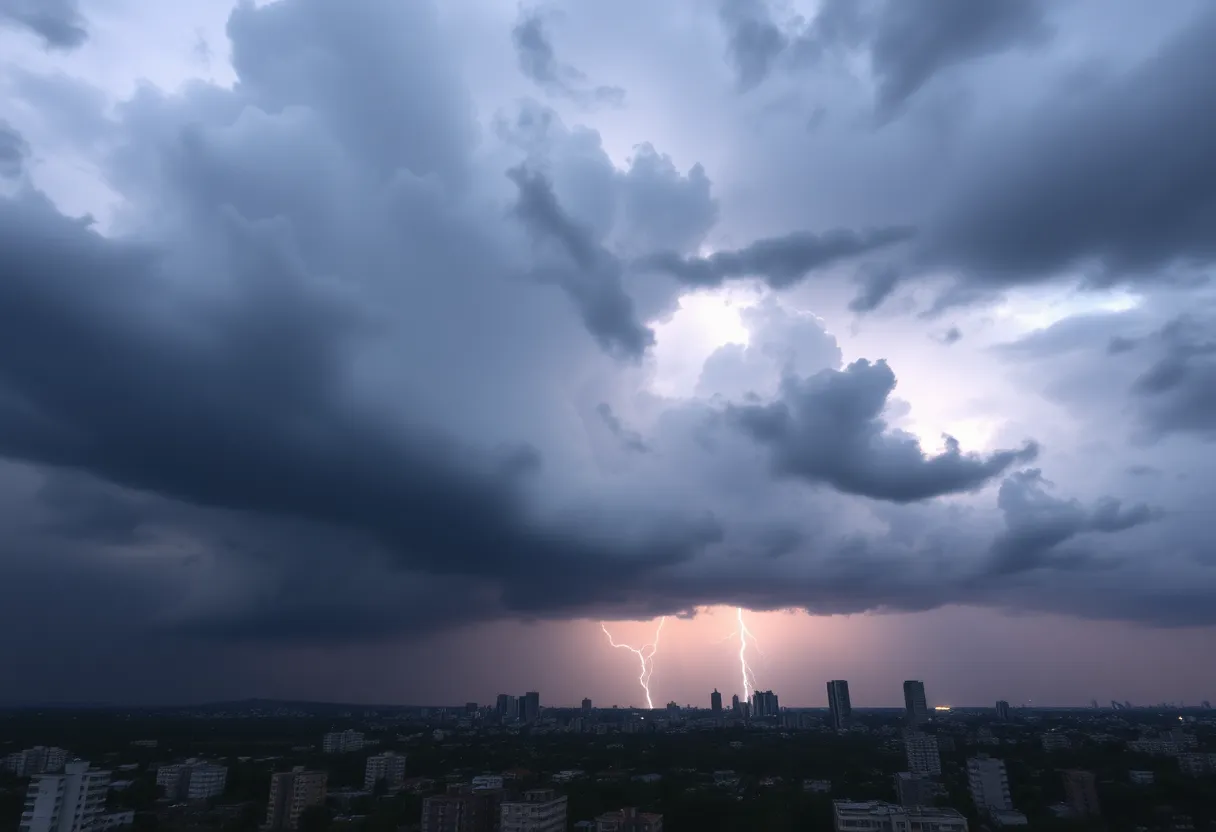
[2,0,1216,707]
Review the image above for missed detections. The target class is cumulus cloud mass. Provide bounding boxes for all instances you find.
[1,0,1214,705]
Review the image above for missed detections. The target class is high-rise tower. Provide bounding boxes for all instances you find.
[903,680,929,726]
[710,689,722,714]
[827,680,851,731]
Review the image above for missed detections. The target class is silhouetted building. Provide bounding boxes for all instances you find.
[903,681,929,726]
[731,694,741,715]
[421,785,504,832]
[501,788,566,832]
[265,767,327,831]
[496,694,519,720]
[594,807,663,831]
[995,701,1010,722]
[752,690,778,718]
[827,680,852,730]
[582,698,593,713]
[1062,770,1100,817]
[521,692,541,723]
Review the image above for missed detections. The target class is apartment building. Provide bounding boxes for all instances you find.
[966,756,1013,813]
[903,732,942,777]
[265,767,327,831]
[501,789,567,832]
[420,786,503,832]
[1061,769,1101,817]
[594,807,663,831]
[156,760,228,800]
[364,752,407,792]
[832,801,968,832]
[19,761,110,832]
[321,730,364,754]
[4,747,71,777]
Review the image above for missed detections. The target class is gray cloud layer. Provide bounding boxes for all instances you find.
[0,0,1212,696]
[0,0,87,50]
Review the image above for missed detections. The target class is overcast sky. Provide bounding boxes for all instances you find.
[1,0,1215,709]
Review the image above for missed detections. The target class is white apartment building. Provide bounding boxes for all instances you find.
[186,764,227,799]
[156,760,227,800]
[321,730,364,754]
[472,775,505,790]
[966,756,1013,813]
[903,733,942,777]
[5,748,71,777]
[501,789,567,832]
[363,752,407,791]
[19,761,110,832]
[832,800,968,832]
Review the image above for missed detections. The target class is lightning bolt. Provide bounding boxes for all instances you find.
[735,607,758,702]
[601,617,666,709]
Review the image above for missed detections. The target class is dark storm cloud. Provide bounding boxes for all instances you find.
[848,264,902,313]
[0,122,27,178]
[718,0,788,91]
[595,403,649,454]
[986,469,1163,576]
[1131,314,1216,438]
[640,226,914,291]
[936,327,962,346]
[722,0,1049,111]
[512,8,625,107]
[2,0,1210,677]
[0,0,87,50]
[922,6,1216,286]
[729,359,1039,502]
[508,165,654,358]
[868,0,1051,115]
[0,192,704,604]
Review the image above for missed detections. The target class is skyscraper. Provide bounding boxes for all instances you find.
[752,690,779,718]
[710,689,722,714]
[522,692,541,723]
[995,700,1010,722]
[903,681,928,726]
[19,761,109,832]
[731,694,740,714]
[827,680,851,731]
[582,698,593,713]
